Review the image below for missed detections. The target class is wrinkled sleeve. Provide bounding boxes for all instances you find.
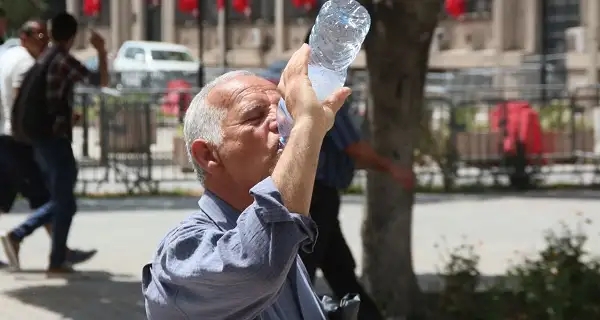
[329,103,361,151]
[144,177,317,320]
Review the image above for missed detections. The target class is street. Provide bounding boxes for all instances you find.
[1,192,600,319]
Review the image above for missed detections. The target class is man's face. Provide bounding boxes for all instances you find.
[208,75,282,190]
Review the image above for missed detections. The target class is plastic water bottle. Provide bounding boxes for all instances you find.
[277,0,371,146]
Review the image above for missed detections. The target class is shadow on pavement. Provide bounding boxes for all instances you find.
[8,188,600,214]
[4,270,146,320]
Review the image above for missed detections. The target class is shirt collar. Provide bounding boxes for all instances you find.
[197,189,240,231]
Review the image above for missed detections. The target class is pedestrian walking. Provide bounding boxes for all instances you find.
[6,13,109,275]
[0,20,97,270]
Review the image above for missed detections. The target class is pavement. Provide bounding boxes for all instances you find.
[2,192,600,319]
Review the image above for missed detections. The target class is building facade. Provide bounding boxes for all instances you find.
[65,0,599,88]
[66,0,318,67]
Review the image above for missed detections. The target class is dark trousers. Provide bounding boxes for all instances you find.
[12,137,78,268]
[0,136,49,213]
[300,181,384,320]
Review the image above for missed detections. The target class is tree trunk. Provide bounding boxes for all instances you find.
[362,1,441,318]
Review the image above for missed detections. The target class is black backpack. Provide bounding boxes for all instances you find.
[11,47,61,143]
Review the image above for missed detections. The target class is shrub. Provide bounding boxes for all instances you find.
[505,218,600,319]
[434,217,600,319]
[435,238,483,319]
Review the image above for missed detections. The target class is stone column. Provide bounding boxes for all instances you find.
[161,0,177,43]
[523,0,539,53]
[492,0,504,51]
[492,0,506,88]
[131,0,146,40]
[588,0,599,84]
[274,0,285,55]
[119,0,132,44]
[110,0,122,51]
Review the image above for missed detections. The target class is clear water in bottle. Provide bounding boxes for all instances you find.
[277,0,371,146]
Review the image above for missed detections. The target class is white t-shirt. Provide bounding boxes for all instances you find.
[0,46,35,135]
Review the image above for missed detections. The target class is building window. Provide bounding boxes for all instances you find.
[467,0,492,14]
[543,0,580,54]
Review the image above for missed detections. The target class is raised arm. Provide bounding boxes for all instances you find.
[144,177,317,319]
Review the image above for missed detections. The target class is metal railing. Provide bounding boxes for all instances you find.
[72,72,600,194]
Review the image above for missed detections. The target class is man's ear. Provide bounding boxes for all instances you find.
[190,139,220,174]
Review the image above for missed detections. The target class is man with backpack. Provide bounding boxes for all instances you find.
[0,20,98,270]
[5,12,109,275]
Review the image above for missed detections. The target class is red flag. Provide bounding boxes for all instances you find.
[83,0,101,17]
[445,0,465,19]
[217,0,250,15]
[232,0,250,15]
[178,0,198,13]
[292,0,315,11]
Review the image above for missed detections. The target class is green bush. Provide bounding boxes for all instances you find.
[505,218,600,319]
[435,218,600,319]
[435,239,482,319]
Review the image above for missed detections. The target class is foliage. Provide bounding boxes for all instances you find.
[434,218,600,319]
[435,238,482,319]
[1,0,47,32]
[505,217,600,320]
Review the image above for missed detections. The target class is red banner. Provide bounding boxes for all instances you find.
[179,0,198,13]
[83,0,101,17]
[216,0,250,15]
[292,0,315,11]
[445,0,465,19]
[233,0,250,15]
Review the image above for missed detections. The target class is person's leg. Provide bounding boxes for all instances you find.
[6,141,55,242]
[299,181,339,281]
[0,137,21,213]
[32,137,78,271]
[6,140,96,266]
[0,138,31,269]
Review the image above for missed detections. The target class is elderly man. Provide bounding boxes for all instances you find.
[142,44,351,319]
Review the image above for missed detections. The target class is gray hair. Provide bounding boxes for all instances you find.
[184,70,255,185]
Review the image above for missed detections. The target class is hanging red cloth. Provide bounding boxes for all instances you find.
[82,0,101,17]
[232,0,250,15]
[178,0,198,13]
[445,0,465,19]
[292,0,315,11]
[217,0,250,15]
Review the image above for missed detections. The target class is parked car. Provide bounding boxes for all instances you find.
[112,41,200,89]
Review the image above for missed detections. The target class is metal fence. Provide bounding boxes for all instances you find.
[72,71,600,195]
[407,84,600,191]
[73,86,197,194]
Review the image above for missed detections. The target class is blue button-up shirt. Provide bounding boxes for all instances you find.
[142,177,326,320]
[316,103,362,190]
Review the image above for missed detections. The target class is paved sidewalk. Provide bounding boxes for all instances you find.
[1,192,600,318]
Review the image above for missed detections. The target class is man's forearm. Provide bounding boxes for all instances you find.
[346,141,393,173]
[271,118,324,216]
[96,48,109,87]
